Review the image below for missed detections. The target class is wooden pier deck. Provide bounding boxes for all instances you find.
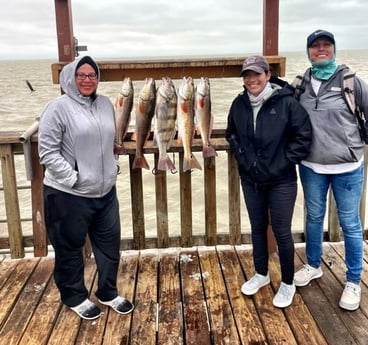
[0,241,367,345]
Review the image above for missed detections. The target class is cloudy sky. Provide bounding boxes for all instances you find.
[1,0,368,60]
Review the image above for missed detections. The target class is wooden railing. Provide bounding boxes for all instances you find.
[1,56,367,259]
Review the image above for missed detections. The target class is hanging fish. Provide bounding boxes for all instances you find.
[114,77,134,154]
[153,77,178,171]
[132,77,156,170]
[177,76,202,172]
[194,77,217,158]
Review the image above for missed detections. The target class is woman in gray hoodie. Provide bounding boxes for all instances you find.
[38,56,134,320]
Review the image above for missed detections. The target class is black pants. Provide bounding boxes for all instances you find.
[240,178,296,284]
[43,185,121,307]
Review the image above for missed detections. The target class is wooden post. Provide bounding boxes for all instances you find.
[263,0,279,57]
[54,0,75,62]
[31,141,48,257]
[0,145,24,259]
[263,0,279,253]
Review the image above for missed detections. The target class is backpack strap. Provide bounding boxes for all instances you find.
[342,68,356,115]
[291,75,305,100]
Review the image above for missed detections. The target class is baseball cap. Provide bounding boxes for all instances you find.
[240,56,270,76]
[307,29,335,48]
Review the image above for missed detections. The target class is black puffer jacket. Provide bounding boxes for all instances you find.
[226,83,312,185]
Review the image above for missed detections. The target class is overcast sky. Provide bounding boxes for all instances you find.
[1,0,368,60]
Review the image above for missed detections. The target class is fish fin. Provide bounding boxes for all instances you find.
[183,153,202,172]
[179,102,189,113]
[133,154,150,170]
[202,145,217,158]
[158,156,175,171]
[131,131,137,141]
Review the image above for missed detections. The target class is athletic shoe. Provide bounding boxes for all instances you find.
[294,264,323,287]
[98,296,134,314]
[241,273,270,295]
[273,282,296,308]
[70,299,102,320]
[339,282,361,311]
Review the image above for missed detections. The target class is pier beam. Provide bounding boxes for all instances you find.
[263,0,279,57]
[54,0,75,62]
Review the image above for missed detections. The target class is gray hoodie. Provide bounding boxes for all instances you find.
[38,56,118,198]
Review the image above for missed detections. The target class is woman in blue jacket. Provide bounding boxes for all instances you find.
[226,56,312,308]
[39,56,134,320]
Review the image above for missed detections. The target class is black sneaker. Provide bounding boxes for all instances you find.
[98,296,134,314]
[70,299,102,320]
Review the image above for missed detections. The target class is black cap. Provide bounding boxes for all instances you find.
[76,56,99,76]
[307,29,335,48]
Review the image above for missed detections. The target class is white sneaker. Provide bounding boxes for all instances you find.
[273,282,296,308]
[98,296,134,314]
[241,273,270,295]
[294,264,323,286]
[339,282,361,311]
[70,299,102,320]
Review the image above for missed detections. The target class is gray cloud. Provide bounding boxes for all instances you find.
[0,0,367,60]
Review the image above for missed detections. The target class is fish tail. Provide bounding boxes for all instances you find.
[202,145,217,158]
[133,154,150,170]
[183,154,202,172]
[114,142,127,155]
[158,156,175,171]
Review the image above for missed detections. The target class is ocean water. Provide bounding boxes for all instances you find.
[1,50,368,239]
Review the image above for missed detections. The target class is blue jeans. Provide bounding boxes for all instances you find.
[299,164,364,283]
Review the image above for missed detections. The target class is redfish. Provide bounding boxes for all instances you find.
[153,77,177,171]
[114,77,134,154]
[133,77,156,169]
[177,76,202,172]
[194,77,217,158]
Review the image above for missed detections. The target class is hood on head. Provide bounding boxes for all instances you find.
[59,55,100,99]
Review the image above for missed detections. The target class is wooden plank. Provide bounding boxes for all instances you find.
[227,152,241,244]
[319,244,368,344]
[179,153,193,247]
[204,157,217,245]
[237,247,298,345]
[198,246,241,344]
[31,141,47,257]
[130,250,158,345]
[0,257,19,290]
[268,252,328,345]
[155,154,169,248]
[294,245,358,345]
[102,250,139,345]
[157,248,183,345]
[0,258,39,330]
[179,248,211,345]
[51,56,287,84]
[47,257,98,345]
[0,144,24,258]
[0,258,53,344]
[18,259,62,345]
[129,154,146,249]
[218,245,268,344]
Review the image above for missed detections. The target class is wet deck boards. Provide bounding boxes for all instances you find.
[0,241,367,345]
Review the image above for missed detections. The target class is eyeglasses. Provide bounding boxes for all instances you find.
[75,72,98,80]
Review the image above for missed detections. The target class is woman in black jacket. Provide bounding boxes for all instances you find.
[226,56,312,308]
